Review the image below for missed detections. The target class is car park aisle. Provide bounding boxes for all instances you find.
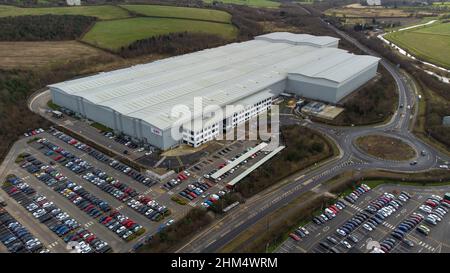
[275,183,450,253]
[0,193,65,253]
[11,169,122,250]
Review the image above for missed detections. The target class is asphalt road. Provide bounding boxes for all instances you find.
[174,22,450,253]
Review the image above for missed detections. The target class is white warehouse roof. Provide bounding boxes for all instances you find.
[255,32,339,47]
[49,32,379,130]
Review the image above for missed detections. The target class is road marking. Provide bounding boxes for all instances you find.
[296,175,305,181]
[302,179,313,186]
[47,241,59,249]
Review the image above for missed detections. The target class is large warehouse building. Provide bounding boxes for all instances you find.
[49,32,380,150]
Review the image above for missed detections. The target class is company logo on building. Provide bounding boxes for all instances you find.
[151,127,162,136]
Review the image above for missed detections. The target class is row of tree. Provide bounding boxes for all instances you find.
[119,32,228,58]
[0,15,96,41]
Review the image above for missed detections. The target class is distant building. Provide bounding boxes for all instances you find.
[366,0,381,6]
[443,116,450,126]
[66,0,81,6]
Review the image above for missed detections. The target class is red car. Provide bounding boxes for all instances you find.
[110,210,119,217]
[86,235,96,243]
[84,204,95,212]
[329,206,339,214]
[179,173,187,180]
[425,200,437,207]
[289,233,301,241]
[188,192,197,198]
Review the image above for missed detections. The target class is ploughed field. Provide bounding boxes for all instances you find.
[0,41,116,69]
[119,5,231,23]
[0,5,130,20]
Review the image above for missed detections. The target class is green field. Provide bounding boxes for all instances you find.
[203,0,280,8]
[82,17,238,51]
[385,22,450,69]
[120,5,231,23]
[0,5,130,20]
[433,2,450,6]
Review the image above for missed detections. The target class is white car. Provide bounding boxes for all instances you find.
[342,240,352,249]
[299,227,309,235]
[363,224,373,231]
[429,214,441,222]
[116,226,126,234]
[336,229,346,237]
[419,205,432,213]
[431,195,443,202]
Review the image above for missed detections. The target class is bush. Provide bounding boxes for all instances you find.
[171,195,187,205]
[235,125,333,198]
[120,32,228,58]
[47,100,60,111]
[139,208,213,253]
[0,15,96,41]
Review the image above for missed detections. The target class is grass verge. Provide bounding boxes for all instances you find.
[355,134,416,161]
[90,122,112,132]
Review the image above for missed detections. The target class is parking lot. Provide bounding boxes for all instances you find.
[0,207,48,253]
[1,122,288,253]
[276,184,450,253]
[1,128,197,252]
[161,139,279,208]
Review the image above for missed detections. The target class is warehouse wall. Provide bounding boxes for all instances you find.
[51,88,80,113]
[84,100,115,130]
[286,75,339,103]
[50,88,173,149]
[335,63,378,102]
[286,62,379,103]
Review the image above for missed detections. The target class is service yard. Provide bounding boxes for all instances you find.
[275,184,450,253]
